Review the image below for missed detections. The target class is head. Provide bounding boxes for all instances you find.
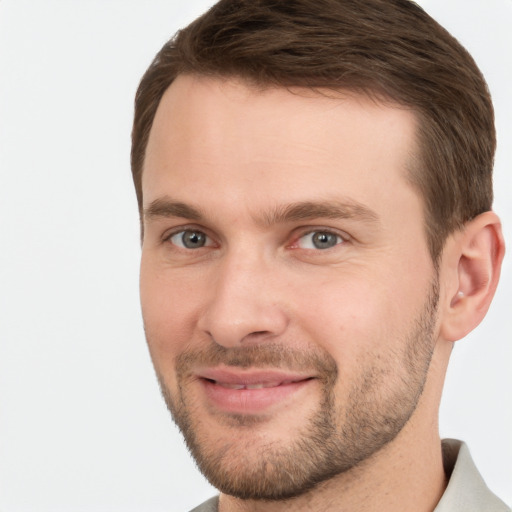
[132,0,504,504]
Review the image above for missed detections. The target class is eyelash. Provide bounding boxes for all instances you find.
[163,227,215,250]
[163,226,348,252]
[290,229,346,250]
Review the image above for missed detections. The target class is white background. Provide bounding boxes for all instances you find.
[0,1,510,510]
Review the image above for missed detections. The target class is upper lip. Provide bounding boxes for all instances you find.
[196,367,314,386]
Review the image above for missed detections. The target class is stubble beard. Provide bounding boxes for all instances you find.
[153,278,439,501]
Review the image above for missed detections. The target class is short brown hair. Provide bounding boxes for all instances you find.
[131,0,495,262]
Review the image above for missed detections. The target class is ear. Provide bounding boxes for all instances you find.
[439,211,505,342]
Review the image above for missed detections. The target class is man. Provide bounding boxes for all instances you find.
[131,0,509,510]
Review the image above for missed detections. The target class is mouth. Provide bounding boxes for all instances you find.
[206,379,304,390]
[196,368,316,414]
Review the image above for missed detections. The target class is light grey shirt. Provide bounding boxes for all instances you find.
[190,439,510,512]
[435,439,509,511]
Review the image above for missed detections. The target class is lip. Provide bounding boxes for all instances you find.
[196,367,315,414]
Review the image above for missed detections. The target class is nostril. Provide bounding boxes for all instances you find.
[242,330,273,342]
[207,330,272,345]
[200,302,289,348]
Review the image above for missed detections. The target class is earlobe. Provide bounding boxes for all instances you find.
[440,211,505,342]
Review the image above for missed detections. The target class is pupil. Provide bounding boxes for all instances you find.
[183,231,205,248]
[313,232,337,249]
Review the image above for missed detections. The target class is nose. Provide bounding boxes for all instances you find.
[198,253,289,348]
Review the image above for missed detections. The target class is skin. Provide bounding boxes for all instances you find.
[139,75,504,512]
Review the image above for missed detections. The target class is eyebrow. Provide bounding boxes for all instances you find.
[260,200,380,227]
[144,198,204,221]
[143,196,380,226]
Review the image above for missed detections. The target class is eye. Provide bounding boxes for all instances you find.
[296,231,343,250]
[168,229,212,249]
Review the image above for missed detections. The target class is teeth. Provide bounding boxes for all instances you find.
[217,383,245,390]
[215,381,284,389]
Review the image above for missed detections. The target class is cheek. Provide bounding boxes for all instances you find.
[139,261,202,369]
[294,274,418,369]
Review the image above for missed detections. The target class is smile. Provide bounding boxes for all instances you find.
[196,369,315,414]
[207,379,302,390]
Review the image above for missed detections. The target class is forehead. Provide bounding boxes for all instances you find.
[142,75,420,225]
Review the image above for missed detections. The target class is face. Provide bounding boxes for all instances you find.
[140,75,440,499]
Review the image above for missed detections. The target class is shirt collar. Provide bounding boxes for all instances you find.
[434,439,509,511]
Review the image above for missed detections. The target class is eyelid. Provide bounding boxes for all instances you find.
[289,227,349,249]
[159,224,350,251]
[162,225,216,247]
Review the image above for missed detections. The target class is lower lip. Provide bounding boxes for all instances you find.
[200,379,313,414]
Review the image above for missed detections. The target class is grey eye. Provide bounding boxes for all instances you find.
[297,231,342,250]
[170,230,209,249]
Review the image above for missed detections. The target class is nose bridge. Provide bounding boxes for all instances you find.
[199,246,288,347]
